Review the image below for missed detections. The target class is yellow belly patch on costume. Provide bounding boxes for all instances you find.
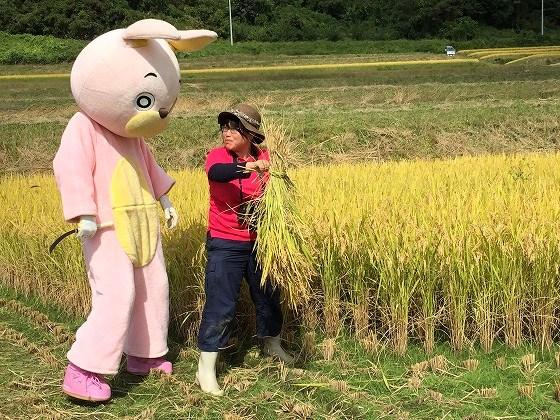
[110,158,158,267]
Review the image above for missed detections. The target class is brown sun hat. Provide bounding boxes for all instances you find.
[218,103,265,144]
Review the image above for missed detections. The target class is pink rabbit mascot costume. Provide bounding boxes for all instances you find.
[53,19,216,402]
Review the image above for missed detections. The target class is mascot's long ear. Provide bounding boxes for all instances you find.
[123,19,181,41]
[168,30,218,52]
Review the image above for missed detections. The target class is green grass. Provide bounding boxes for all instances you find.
[2,288,560,418]
[0,31,85,64]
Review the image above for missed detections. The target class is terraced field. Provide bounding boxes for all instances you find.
[460,45,560,65]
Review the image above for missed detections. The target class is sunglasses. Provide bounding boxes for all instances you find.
[220,120,241,132]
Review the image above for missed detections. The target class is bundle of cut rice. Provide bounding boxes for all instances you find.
[245,118,315,309]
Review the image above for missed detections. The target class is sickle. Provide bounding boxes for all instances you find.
[48,222,114,254]
[48,228,78,254]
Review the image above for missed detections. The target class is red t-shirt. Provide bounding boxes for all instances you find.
[205,146,270,241]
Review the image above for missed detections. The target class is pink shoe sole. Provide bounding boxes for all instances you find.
[127,367,172,375]
[126,368,151,375]
[62,385,110,402]
[126,356,172,375]
[127,363,172,375]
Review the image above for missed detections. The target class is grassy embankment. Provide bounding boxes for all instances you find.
[1,55,558,173]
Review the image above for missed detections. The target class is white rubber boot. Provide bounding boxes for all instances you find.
[196,352,224,396]
[263,335,295,364]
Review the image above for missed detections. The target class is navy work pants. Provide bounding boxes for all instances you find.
[197,236,283,352]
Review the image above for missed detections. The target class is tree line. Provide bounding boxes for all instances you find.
[0,0,558,42]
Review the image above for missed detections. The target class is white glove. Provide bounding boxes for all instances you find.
[159,194,178,229]
[76,215,97,239]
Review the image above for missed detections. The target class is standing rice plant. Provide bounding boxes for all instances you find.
[414,233,442,354]
[526,226,560,350]
[442,231,472,353]
[251,119,315,310]
[289,165,337,339]
[340,221,372,340]
[317,228,343,338]
[494,226,525,348]
[348,247,372,341]
[371,221,420,355]
[410,172,445,353]
[0,174,91,317]
[472,227,498,352]
[163,215,207,342]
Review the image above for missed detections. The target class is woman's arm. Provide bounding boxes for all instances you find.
[207,162,250,182]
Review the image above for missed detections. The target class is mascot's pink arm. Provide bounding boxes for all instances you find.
[53,113,98,223]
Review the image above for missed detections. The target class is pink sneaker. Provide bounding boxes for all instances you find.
[62,363,111,402]
[127,355,172,375]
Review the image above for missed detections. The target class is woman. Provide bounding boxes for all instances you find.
[196,104,293,396]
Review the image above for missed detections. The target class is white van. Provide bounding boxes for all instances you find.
[445,46,456,57]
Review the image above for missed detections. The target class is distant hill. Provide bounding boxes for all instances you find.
[0,0,557,42]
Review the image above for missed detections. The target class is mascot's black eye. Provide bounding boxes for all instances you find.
[135,93,155,110]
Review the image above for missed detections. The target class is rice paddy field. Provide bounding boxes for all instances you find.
[460,45,560,65]
[1,49,560,418]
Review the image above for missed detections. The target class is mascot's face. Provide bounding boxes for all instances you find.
[70,20,216,138]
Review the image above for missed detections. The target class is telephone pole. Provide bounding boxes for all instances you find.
[541,0,544,36]
[229,0,234,45]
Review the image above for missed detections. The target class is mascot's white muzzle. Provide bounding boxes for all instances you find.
[125,110,169,137]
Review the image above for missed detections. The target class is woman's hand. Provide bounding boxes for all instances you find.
[246,160,270,173]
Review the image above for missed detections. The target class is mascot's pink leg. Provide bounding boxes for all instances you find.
[124,238,172,374]
[63,230,135,401]
[67,230,135,375]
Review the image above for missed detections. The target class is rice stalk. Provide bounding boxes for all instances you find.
[473,227,498,353]
[526,228,559,350]
[318,231,342,338]
[345,236,369,339]
[495,356,507,370]
[477,388,497,398]
[462,358,480,371]
[415,233,441,354]
[554,382,560,402]
[517,383,534,398]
